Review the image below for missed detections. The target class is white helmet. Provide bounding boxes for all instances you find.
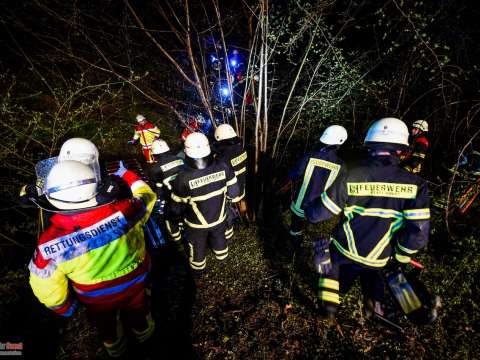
[412,119,428,132]
[320,125,348,145]
[58,138,101,183]
[364,117,409,149]
[136,114,146,122]
[45,160,98,210]
[184,132,211,159]
[214,124,237,141]
[152,139,170,155]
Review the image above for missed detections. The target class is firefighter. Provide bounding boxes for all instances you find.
[213,123,248,239]
[148,139,185,242]
[305,117,430,319]
[170,132,240,274]
[402,120,429,174]
[28,159,157,357]
[128,114,161,164]
[287,125,348,246]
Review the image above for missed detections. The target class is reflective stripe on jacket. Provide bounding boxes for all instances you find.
[133,121,160,146]
[214,138,247,201]
[170,159,240,229]
[402,135,429,173]
[29,170,156,316]
[306,155,430,268]
[289,147,345,218]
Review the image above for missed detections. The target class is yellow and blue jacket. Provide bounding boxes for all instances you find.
[29,170,156,316]
[306,155,430,268]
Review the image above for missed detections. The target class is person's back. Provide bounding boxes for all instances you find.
[170,132,240,273]
[29,159,157,357]
[322,154,429,268]
[173,157,238,228]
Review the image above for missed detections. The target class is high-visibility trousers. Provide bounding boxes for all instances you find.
[185,222,228,272]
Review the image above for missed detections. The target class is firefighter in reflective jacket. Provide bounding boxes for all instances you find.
[213,124,248,238]
[288,125,348,245]
[148,139,185,242]
[29,159,157,357]
[128,114,161,163]
[170,132,240,273]
[402,120,429,174]
[306,118,430,319]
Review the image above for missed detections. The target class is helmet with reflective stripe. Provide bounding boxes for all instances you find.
[214,124,237,141]
[364,117,409,150]
[59,138,101,183]
[320,125,348,145]
[45,160,98,210]
[152,139,170,154]
[184,132,211,159]
[412,119,428,132]
[136,114,146,122]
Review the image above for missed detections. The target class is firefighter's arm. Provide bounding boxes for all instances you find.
[225,163,241,203]
[170,174,189,218]
[288,155,309,182]
[115,162,157,226]
[305,174,347,223]
[396,182,430,262]
[151,126,161,138]
[29,256,77,317]
[404,141,428,170]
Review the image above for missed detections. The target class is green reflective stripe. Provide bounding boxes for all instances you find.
[188,243,206,269]
[213,247,228,255]
[185,214,227,229]
[190,187,226,202]
[190,201,209,226]
[403,208,430,220]
[226,177,238,187]
[290,203,305,217]
[319,291,340,304]
[412,152,426,158]
[342,209,358,255]
[347,182,418,199]
[230,189,245,202]
[318,278,339,291]
[160,159,183,172]
[333,239,389,267]
[396,286,422,314]
[289,230,303,236]
[294,158,341,211]
[155,182,163,188]
[231,151,247,167]
[346,205,402,219]
[321,192,342,215]
[171,193,189,203]
[235,167,247,176]
[396,242,419,255]
[367,218,403,260]
[163,175,178,190]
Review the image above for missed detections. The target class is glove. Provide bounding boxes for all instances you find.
[113,160,128,177]
[394,253,411,264]
[127,139,136,145]
[312,238,332,275]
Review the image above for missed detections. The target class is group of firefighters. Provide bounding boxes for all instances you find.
[22,113,431,357]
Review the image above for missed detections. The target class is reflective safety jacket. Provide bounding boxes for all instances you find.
[170,158,240,229]
[402,134,429,174]
[149,152,185,192]
[133,121,160,147]
[214,137,247,201]
[306,155,430,268]
[289,146,345,218]
[29,170,156,316]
